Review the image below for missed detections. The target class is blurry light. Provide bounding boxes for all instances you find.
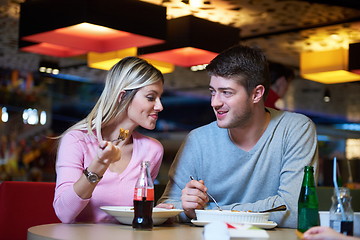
[45,68,52,74]
[190,63,207,71]
[23,109,29,124]
[40,111,47,125]
[335,123,360,131]
[28,109,39,125]
[189,0,203,8]
[323,88,330,102]
[39,67,46,72]
[346,139,360,159]
[330,34,341,41]
[23,108,39,125]
[1,107,8,122]
[52,69,59,75]
[317,135,330,141]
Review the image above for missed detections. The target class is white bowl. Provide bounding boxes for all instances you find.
[100,206,183,225]
[319,211,360,237]
[195,209,270,224]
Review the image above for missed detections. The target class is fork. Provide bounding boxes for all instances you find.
[189,176,222,211]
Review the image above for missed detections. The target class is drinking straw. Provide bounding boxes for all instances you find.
[333,157,346,221]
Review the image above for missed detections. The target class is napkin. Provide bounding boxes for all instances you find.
[227,223,269,239]
[203,222,230,240]
[203,222,269,240]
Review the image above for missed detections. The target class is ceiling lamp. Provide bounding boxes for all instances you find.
[19,41,87,58]
[300,48,360,84]
[19,0,166,57]
[138,15,240,67]
[349,42,360,75]
[88,48,174,74]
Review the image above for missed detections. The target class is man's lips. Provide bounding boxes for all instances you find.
[215,109,228,119]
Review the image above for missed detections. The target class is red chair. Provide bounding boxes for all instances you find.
[0,181,61,240]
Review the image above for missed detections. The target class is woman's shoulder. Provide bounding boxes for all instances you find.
[61,129,96,144]
[132,131,163,150]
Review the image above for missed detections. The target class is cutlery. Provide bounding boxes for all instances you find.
[258,204,287,213]
[189,176,222,211]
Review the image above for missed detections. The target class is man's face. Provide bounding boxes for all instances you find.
[209,76,253,129]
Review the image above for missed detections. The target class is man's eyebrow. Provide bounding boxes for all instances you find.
[209,86,234,91]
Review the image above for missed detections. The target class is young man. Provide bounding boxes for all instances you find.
[158,45,318,228]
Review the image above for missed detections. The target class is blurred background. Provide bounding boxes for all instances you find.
[0,0,360,188]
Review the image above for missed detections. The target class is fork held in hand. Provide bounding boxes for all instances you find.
[189,176,222,211]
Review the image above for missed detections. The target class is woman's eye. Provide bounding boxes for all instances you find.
[146,96,155,101]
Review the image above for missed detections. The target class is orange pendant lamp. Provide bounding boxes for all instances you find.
[87,48,175,74]
[138,15,240,67]
[19,0,166,57]
[300,48,360,84]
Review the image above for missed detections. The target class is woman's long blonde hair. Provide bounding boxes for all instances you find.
[61,56,164,140]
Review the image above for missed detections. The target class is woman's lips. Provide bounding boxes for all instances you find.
[150,114,158,120]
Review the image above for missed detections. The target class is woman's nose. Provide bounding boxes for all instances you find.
[155,99,164,112]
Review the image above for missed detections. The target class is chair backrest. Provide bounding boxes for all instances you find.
[0,181,61,240]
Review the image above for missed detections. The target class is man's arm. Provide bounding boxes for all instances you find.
[157,131,210,220]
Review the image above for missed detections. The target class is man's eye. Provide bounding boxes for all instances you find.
[209,89,215,96]
[223,91,232,96]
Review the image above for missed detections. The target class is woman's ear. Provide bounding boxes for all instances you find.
[118,90,127,103]
[253,85,265,103]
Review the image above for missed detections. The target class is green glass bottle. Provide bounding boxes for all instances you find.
[297,166,320,233]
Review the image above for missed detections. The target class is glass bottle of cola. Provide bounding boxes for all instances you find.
[132,161,154,230]
[297,166,320,233]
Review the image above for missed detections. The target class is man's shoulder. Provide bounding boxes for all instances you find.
[281,110,313,124]
[270,108,312,125]
[190,121,219,134]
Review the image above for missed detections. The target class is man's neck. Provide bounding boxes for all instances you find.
[228,109,270,151]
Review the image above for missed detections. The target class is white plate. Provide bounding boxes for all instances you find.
[195,209,270,224]
[100,206,183,225]
[191,219,277,229]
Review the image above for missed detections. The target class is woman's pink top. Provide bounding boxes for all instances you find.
[53,130,163,223]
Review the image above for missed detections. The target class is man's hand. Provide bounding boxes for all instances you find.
[181,179,209,219]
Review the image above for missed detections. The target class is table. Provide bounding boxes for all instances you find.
[28,223,299,240]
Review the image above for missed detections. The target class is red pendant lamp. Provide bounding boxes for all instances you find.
[18,0,167,57]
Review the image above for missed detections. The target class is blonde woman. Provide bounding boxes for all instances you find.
[53,57,164,223]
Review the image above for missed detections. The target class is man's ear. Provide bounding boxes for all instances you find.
[118,90,126,103]
[253,85,265,103]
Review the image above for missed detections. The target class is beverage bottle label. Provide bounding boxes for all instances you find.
[134,188,154,201]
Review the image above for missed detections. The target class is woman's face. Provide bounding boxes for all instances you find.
[127,81,164,130]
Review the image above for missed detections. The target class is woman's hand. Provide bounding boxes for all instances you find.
[155,203,174,209]
[97,141,121,166]
[302,226,359,240]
